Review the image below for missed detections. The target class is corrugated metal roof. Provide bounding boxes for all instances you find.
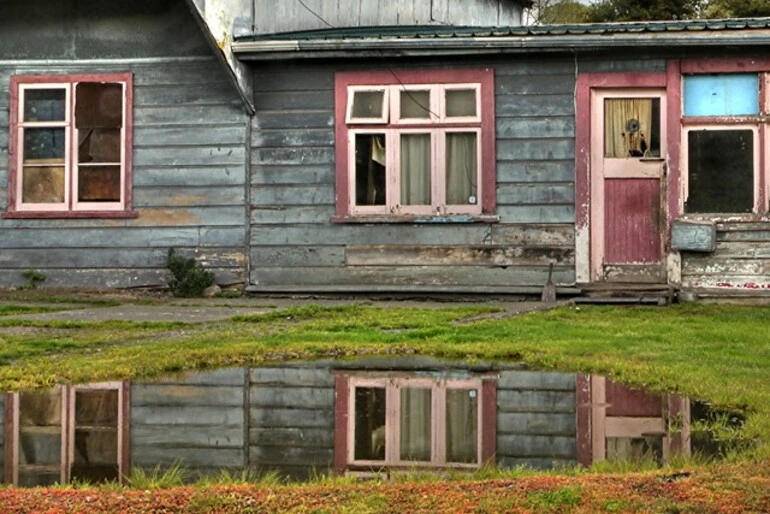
[235,17,770,42]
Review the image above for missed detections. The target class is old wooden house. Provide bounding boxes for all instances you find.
[0,362,690,485]
[3,1,770,298]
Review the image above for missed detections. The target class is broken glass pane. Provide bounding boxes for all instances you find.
[400,90,431,119]
[71,390,119,483]
[78,129,121,164]
[354,387,386,461]
[354,133,386,206]
[22,166,65,204]
[78,165,121,202]
[604,98,661,158]
[400,387,431,462]
[18,392,62,487]
[23,89,66,122]
[23,128,65,161]
[446,389,478,464]
[351,91,385,120]
[686,129,753,213]
[75,83,122,129]
[400,133,431,205]
[446,132,477,205]
[445,89,477,118]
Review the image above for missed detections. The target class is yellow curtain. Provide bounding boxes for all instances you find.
[604,99,653,158]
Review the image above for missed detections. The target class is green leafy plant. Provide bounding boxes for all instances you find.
[128,463,186,489]
[166,248,215,298]
[20,269,46,290]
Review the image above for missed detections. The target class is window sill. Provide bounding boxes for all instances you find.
[332,214,499,224]
[4,210,139,220]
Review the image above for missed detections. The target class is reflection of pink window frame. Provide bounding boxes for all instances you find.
[333,373,496,473]
[334,68,496,221]
[5,381,130,485]
[7,73,136,219]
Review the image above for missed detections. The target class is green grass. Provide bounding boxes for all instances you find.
[0,305,72,316]
[0,302,769,454]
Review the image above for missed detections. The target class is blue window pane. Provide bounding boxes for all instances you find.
[684,74,759,116]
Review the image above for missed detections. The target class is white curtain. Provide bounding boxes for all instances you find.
[400,134,431,205]
[400,388,432,461]
[604,99,653,158]
[446,133,477,205]
[446,389,478,463]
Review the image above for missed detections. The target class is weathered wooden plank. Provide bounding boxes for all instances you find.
[252,147,334,166]
[134,146,245,167]
[681,276,770,290]
[134,166,246,187]
[249,446,333,467]
[718,230,770,243]
[497,413,576,437]
[135,105,245,126]
[134,84,240,107]
[250,185,335,206]
[132,425,244,447]
[0,268,242,289]
[253,70,334,92]
[131,385,244,407]
[250,367,334,387]
[497,139,575,161]
[707,242,770,259]
[498,371,576,391]
[255,91,333,111]
[716,222,770,232]
[495,205,575,224]
[681,258,770,276]
[497,435,577,459]
[496,75,575,95]
[135,126,247,147]
[249,427,334,448]
[497,183,574,205]
[496,94,575,117]
[132,447,244,468]
[134,186,245,208]
[671,220,716,252]
[498,456,577,471]
[132,406,245,426]
[132,61,230,86]
[496,390,577,414]
[250,206,334,225]
[496,161,574,184]
[497,117,576,139]
[250,387,334,409]
[250,246,345,267]
[253,111,334,131]
[345,245,575,267]
[578,58,667,73]
[249,408,334,428]
[253,129,334,148]
[0,248,244,269]
[251,165,335,186]
[142,368,246,387]
[251,265,575,288]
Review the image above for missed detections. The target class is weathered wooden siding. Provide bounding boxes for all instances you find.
[248,367,335,479]
[252,0,523,34]
[0,0,249,289]
[130,368,247,476]
[496,370,577,469]
[249,58,576,293]
[681,222,770,293]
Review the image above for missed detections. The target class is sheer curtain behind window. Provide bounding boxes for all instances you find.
[445,389,478,463]
[604,99,653,158]
[400,387,432,461]
[400,134,431,205]
[446,133,477,205]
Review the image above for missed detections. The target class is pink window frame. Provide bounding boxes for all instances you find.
[333,373,496,473]
[334,68,496,221]
[7,73,136,219]
[4,381,130,486]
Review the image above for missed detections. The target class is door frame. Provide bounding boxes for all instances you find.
[575,71,681,285]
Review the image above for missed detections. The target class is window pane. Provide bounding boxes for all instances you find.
[606,437,663,464]
[78,129,121,163]
[400,90,431,119]
[22,166,65,204]
[446,89,477,118]
[78,165,121,202]
[687,130,753,213]
[24,89,66,122]
[604,98,661,158]
[354,387,386,461]
[446,132,477,205]
[446,389,478,464]
[400,387,431,462]
[351,91,384,119]
[684,74,759,117]
[71,390,119,483]
[24,127,65,161]
[18,392,62,487]
[401,133,431,205]
[354,133,387,206]
[75,83,123,129]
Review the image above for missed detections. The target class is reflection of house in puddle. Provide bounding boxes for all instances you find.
[1,359,700,486]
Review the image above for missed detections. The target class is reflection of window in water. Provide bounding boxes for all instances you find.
[606,436,663,464]
[354,387,386,461]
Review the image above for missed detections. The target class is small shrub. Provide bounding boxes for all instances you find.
[166,248,215,297]
[128,463,186,489]
[21,269,46,290]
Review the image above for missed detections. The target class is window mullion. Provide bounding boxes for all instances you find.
[387,130,399,214]
[68,83,76,211]
[434,129,446,213]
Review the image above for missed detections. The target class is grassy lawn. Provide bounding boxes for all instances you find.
[0,298,769,512]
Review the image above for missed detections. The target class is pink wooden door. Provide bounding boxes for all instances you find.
[591,90,667,283]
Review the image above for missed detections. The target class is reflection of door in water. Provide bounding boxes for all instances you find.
[591,90,667,283]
